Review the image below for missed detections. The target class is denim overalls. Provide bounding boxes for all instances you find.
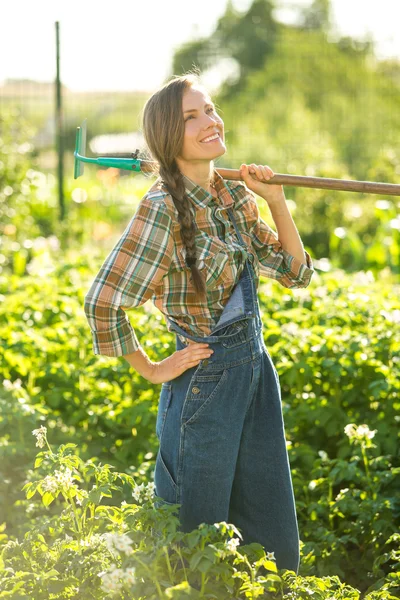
[154,206,300,574]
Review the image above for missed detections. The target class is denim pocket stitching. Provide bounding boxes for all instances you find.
[158,447,177,492]
[156,385,172,440]
[182,369,229,427]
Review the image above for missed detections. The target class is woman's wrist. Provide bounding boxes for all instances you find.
[122,346,157,382]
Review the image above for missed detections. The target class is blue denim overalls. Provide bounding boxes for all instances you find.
[154,206,300,574]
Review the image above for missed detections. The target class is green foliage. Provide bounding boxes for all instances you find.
[0,258,399,596]
[1,1,400,595]
[0,415,398,597]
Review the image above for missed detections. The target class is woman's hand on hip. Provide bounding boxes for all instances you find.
[149,342,214,385]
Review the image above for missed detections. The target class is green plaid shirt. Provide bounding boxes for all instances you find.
[84,168,314,357]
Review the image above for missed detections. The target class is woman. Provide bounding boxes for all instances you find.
[84,72,314,574]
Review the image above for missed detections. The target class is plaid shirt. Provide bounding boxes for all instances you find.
[84,168,314,357]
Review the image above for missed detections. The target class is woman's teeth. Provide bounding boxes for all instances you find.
[201,134,220,143]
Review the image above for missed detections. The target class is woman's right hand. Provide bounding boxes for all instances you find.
[149,341,214,385]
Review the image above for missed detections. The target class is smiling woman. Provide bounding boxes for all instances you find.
[83,70,314,574]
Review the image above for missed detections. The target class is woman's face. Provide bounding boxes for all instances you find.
[178,86,226,162]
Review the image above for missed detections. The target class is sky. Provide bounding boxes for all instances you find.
[1,0,399,93]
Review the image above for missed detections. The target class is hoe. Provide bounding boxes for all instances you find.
[74,119,400,196]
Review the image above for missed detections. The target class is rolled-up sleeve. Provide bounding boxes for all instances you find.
[242,190,315,289]
[84,196,174,357]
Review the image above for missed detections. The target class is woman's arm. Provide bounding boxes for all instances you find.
[121,346,156,382]
[262,189,309,267]
[84,195,174,360]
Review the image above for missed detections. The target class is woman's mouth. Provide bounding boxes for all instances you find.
[200,133,221,143]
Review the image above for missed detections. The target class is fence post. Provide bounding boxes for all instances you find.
[55,21,65,222]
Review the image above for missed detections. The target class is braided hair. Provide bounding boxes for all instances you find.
[141,72,212,299]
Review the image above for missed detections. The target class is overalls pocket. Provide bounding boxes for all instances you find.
[182,369,229,426]
[156,382,172,441]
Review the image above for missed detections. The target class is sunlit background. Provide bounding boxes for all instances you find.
[1,4,399,594]
[1,0,400,91]
[1,0,399,273]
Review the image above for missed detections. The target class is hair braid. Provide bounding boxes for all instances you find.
[141,72,208,299]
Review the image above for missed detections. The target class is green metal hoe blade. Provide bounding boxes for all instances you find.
[74,119,87,179]
[73,119,143,179]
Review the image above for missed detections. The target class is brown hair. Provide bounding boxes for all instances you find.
[141,71,212,299]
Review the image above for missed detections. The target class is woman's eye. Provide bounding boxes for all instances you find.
[185,107,215,122]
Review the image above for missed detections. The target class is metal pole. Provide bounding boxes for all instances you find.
[55,21,65,221]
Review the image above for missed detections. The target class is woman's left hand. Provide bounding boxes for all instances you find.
[239,163,284,203]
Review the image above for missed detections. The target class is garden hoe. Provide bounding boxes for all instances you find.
[74,119,400,196]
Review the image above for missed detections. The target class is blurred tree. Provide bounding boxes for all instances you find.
[171,0,278,95]
[299,0,333,32]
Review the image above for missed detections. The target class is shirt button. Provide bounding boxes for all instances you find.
[192,386,200,394]
[202,359,209,366]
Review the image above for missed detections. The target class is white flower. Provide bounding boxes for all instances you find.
[132,481,155,503]
[32,425,47,448]
[356,424,376,439]
[344,423,377,443]
[42,475,58,494]
[318,450,328,460]
[41,467,78,494]
[266,551,275,560]
[2,379,13,391]
[102,533,134,556]
[53,467,76,490]
[99,565,136,593]
[308,480,317,490]
[132,482,146,502]
[226,537,240,553]
[344,423,357,439]
[124,567,136,585]
[144,481,156,501]
[99,566,125,593]
[335,488,349,501]
[3,378,22,391]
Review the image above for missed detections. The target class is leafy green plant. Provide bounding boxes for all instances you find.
[1,422,399,598]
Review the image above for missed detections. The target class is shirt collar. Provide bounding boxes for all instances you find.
[181,168,234,210]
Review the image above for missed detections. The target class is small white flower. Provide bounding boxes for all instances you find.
[42,475,58,494]
[32,425,47,448]
[123,566,136,585]
[3,378,22,391]
[308,480,317,490]
[132,482,146,502]
[144,481,156,501]
[3,379,13,391]
[53,467,76,489]
[335,487,349,501]
[344,423,357,438]
[101,569,123,592]
[266,551,275,560]
[318,450,328,460]
[345,422,377,444]
[102,532,134,556]
[99,566,125,593]
[356,424,376,439]
[226,537,240,553]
